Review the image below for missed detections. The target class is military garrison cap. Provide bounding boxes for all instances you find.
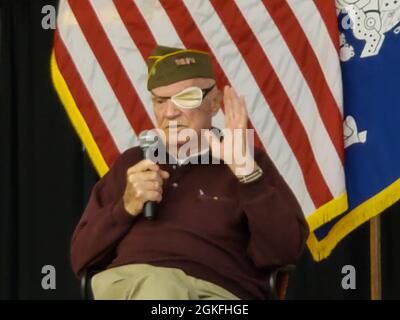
[147,45,215,91]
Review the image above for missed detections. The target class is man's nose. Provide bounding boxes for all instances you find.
[164,99,181,118]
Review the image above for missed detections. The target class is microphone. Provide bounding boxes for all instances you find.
[138,130,159,220]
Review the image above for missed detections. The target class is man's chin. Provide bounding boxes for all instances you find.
[161,127,201,149]
[164,138,188,148]
[163,127,190,138]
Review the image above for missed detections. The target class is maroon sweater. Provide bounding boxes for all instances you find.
[71,147,309,299]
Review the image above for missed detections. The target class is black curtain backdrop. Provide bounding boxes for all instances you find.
[1,0,399,300]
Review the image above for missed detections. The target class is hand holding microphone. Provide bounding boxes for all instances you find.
[123,130,169,219]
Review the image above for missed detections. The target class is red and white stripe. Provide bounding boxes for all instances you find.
[54,0,346,218]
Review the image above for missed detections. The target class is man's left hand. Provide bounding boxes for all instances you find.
[206,86,259,176]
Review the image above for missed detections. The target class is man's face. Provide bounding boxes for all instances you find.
[151,78,220,148]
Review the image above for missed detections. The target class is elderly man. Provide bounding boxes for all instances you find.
[70,45,309,300]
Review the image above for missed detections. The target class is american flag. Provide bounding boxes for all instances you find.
[51,0,348,261]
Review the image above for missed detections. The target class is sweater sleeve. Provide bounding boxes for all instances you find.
[238,149,310,269]
[70,150,140,277]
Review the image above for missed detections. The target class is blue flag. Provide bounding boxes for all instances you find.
[309,1,400,260]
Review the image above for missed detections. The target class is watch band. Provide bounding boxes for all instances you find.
[237,167,263,184]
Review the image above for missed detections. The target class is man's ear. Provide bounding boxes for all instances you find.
[209,89,222,116]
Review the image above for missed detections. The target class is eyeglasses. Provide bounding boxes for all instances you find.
[151,84,216,109]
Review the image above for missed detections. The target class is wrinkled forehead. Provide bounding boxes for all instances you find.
[151,77,215,97]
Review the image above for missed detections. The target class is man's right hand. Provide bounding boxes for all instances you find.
[123,160,170,216]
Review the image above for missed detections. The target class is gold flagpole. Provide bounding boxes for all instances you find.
[370,216,382,300]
